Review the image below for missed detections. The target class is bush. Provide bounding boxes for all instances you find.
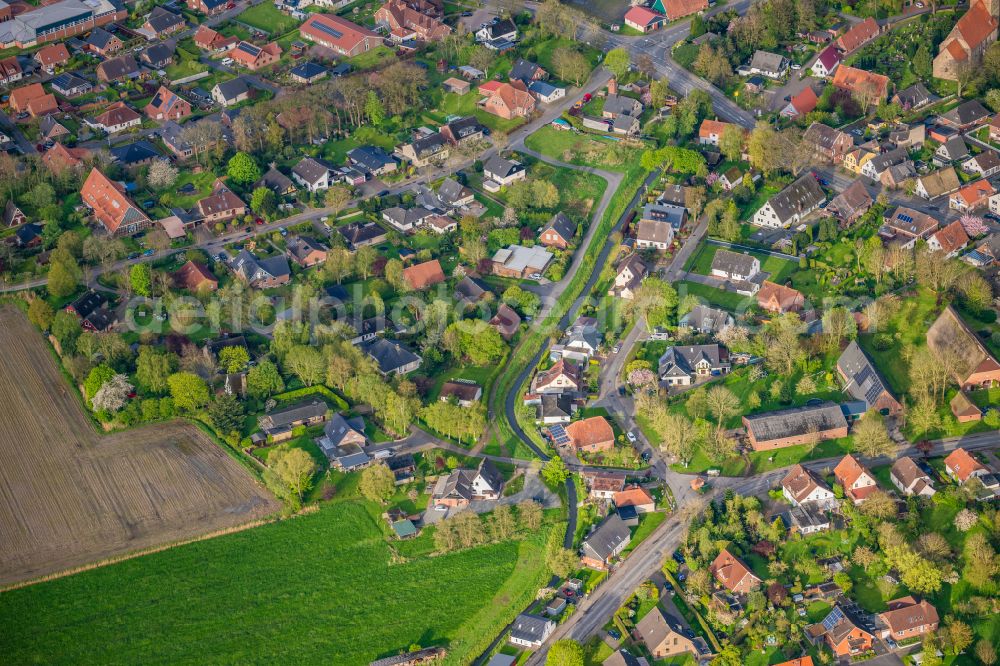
[872,333,893,351]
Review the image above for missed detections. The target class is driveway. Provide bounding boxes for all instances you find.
[423,467,560,523]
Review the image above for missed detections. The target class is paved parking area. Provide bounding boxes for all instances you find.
[422,468,560,524]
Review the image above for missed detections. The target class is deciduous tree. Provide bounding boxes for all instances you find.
[271,446,317,500]
[359,462,396,503]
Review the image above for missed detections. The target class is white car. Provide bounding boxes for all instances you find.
[528,272,542,280]
[626,431,637,443]
[221,57,234,66]
[790,63,801,70]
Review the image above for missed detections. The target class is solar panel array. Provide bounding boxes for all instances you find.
[549,424,569,445]
[897,213,913,224]
[237,42,261,56]
[822,605,845,632]
[311,19,344,41]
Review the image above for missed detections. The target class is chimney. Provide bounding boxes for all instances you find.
[608,77,618,95]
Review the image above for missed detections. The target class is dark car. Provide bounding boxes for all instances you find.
[672,550,685,564]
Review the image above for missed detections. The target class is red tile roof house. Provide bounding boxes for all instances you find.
[531,358,582,394]
[809,603,875,657]
[624,6,666,33]
[0,56,22,86]
[698,119,741,146]
[173,260,218,292]
[9,83,57,118]
[81,167,151,237]
[781,86,819,118]
[834,454,878,504]
[944,447,988,484]
[193,25,237,51]
[92,102,141,133]
[374,0,451,42]
[653,0,708,21]
[831,65,890,103]
[835,17,880,54]
[565,416,615,453]
[34,43,71,72]
[756,281,805,314]
[229,41,281,71]
[613,485,655,513]
[481,80,536,120]
[781,464,836,508]
[402,258,445,290]
[196,181,247,224]
[300,14,381,57]
[949,179,995,212]
[927,219,970,258]
[709,549,761,594]
[144,86,192,122]
[878,597,939,642]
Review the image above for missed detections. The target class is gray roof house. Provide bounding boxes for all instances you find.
[836,340,902,415]
[892,82,933,110]
[602,94,643,118]
[436,177,474,207]
[317,413,368,466]
[538,393,575,424]
[749,50,787,78]
[680,304,734,335]
[935,136,969,164]
[658,344,730,385]
[292,157,334,192]
[258,399,329,439]
[140,42,174,68]
[509,58,546,83]
[483,155,525,185]
[382,206,432,232]
[347,145,397,176]
[231,250,291,288]
[212,77,250,107]
[255,165,296,195]
[539,211,576,248]
[939,99,990,129]
[710,249,760,282]
[752,173,825,228]
[362,338,422,376]
[581,513,631,569]
[742,401,848,450]
[50,72,91,97]
[508,614,555,648]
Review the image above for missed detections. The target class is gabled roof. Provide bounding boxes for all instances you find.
[815,45,842,70]
[110,140,160,165]
[952,179,995,207]
[198,183,245,216]
[834,454,873,490]
[757,280,804,312]
[97,54,139,80]
[949,0,999,55]
[613,485,654,508]
[35,42,70,67]
[890,456,932,493]
[765,173,825,222]
[879,598,938,635]
[402,259,445,289]
[213,76,249,101]
[146,6,184,33]
[300,13,378,50]
[837,16,878,52]
[931,219,969,255]
[927,305,1000,385]
[944,447,986,482]
[86,26,118,50]
[292,156,333,184]
[509,58,544,83]
[746,402,847,445]
[787,86,819,116]
[917,167,960,198]
[142,42,174,66]
[710,249,757,277]
[782,463,832,503]
[80,167,150,234]
[885,206,939,237]
[710,548,760,591]
[581,513,630,561]
[624,5,664,26]
[173,260,217,291]
[565,415,613,449]
[831,64,889,99]
[750,50,786,72]
[362,337,421,374]
[828,179,872,220]
[232,249,290,283]
[483,155,523,179]
[837,340,898,410]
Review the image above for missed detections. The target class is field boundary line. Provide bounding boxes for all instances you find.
[0,507,319,593]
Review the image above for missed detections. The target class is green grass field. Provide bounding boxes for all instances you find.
[236,2,301,35]
[684,243,798,285]
[0,502,554,665]
[674,280,754,312]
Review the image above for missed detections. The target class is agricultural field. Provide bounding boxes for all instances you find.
[0,501,554,665]
[0,306,279,587]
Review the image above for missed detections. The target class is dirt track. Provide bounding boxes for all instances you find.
[0,306,280,586]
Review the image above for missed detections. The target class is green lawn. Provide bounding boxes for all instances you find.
[154,170,219,210]
[623,511,667,555]
[164,57,209,82]
[431,91,526,134]
[684,243,798,285]
[236,2,302,34]
[0,502,554,665]
[674,280,754,312]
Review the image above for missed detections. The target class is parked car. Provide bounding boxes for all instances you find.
[626,431,637,443]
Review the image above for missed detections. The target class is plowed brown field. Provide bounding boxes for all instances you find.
[0,306,279,586]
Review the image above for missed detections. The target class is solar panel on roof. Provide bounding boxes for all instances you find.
[864,384,882,405]
[898,213,913,224]
[855,365,874,387]
[822,606,845,631]
[548,424,569,445]
[311,20,344,40]
[238,42,260,56]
